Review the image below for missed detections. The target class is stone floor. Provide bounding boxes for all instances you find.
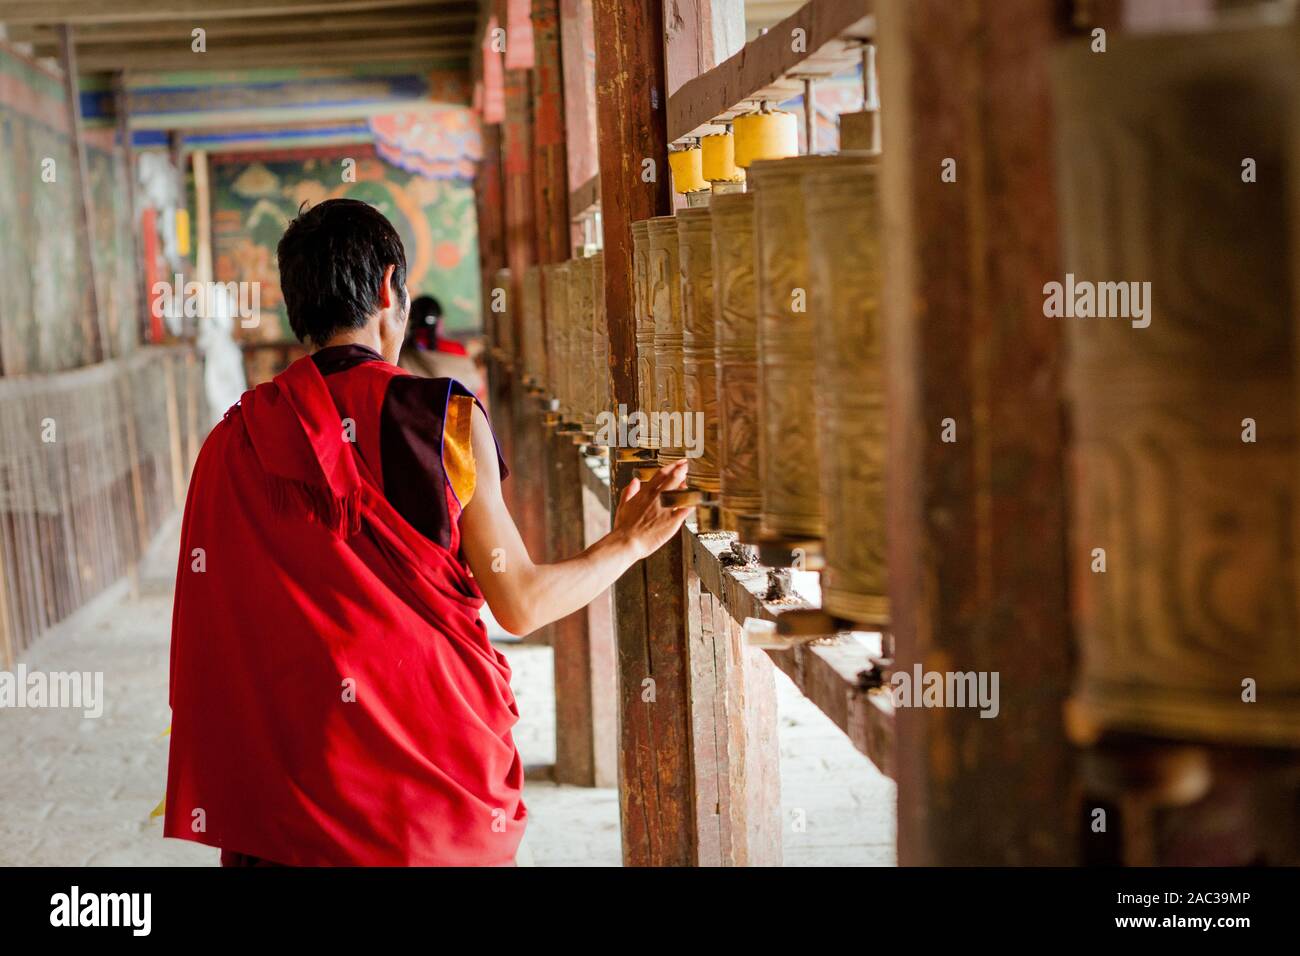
[0,518,894,867]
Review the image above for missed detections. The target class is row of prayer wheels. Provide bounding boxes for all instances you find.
[506,118,889,631]
[520,254,615,442]
[631,145,888,629]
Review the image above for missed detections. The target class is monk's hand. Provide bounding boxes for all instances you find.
[614,459,692,558]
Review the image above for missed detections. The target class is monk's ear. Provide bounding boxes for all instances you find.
[378,264,397,310]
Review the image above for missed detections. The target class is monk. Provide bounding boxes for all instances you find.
[397,294,485,399]
[164,198,690,866]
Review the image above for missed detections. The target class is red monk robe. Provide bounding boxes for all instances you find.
[164,347,525,866]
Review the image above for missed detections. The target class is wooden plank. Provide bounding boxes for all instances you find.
[688,529,894,777]
[14,7,477,46]
[57,24,106,366]
[531,0,572,262]
[666,0,875,142]
[559,0,599,192]
[876,0,1074,865]
[569,173,600,219]
[663,0,746,96]
[0,0,460,24]
[72,34,471,71]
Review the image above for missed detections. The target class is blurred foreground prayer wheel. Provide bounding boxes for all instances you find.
[803,154,887,627]
[632,220,659,450]
[710,192,762,536]
[751,154,865,542]
[677,207,720,494]
[590,252,614,439]
[1054,26,1300,746]
[522,266,545,390]
[567,255,598,434]
[648,215,686,463]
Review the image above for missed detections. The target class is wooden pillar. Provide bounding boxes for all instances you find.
[531,0,572,262]
[592,0,691,865]
[877,0,1076,865]
[57,24,106,365]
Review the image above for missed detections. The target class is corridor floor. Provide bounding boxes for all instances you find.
[0,519,895,867]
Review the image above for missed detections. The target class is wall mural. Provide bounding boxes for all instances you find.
[209,144,481,370]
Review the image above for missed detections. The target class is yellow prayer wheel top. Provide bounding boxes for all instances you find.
[668,146,708,194]
[733,107,798,168]
[701,132,744,184]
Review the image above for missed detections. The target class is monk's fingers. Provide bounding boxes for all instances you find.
[621,477,641,506]
[651,459,689,491]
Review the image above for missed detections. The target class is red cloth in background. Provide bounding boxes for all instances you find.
[164,356,525,866]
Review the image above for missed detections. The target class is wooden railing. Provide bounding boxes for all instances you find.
[0,345,205,665]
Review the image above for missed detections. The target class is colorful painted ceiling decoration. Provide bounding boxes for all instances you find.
[369,107,482,181]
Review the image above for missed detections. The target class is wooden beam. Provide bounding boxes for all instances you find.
[531,0,572,262]
[688,530,894,776]
[58,24,106,366]
[0,0,461,24]
[70,34,472,71]
[876,0,1075,865]
[552,444,619,787]
[569,173,600,219]
[559,0,599,193]
[16,8,478,48]
[663,0,745,96]
[666,0,874,142]
[592,0,685,867]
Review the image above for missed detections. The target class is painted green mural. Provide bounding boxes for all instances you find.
[209,147,482,343]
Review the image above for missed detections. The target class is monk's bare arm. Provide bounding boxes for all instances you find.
[460,404,691,636]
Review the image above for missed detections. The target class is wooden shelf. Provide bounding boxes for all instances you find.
[667,0,875,143]
[689,527,894,779]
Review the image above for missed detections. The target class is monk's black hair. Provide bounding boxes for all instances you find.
[276,198,408,347]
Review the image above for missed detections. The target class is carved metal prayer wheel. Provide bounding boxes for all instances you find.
[1054,26,1300,747]
[631,219,658,449]
[677,207,720,493]
[803,154,887,627]
[751,154,860,541]
[567,255,598,433]
[710,192,762,533]
[648,215,686,463]
[522,266,545,389]
[590,252,614,433]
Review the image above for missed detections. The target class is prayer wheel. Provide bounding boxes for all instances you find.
[1054,26,1300,746]
[631,219,659,450]
[590,252,614,437]
[522,266,545,389]
[803,154,887,627]
[567,255,598,433]
[676,207,720,493]
[733,107,798,168]
[701,131,744,185]
[669,146,708,195]
[751,154,864,541]
[648,215,686,463]
[709,192,762,534]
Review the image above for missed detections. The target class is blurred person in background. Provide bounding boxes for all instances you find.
[399,294,485,400]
